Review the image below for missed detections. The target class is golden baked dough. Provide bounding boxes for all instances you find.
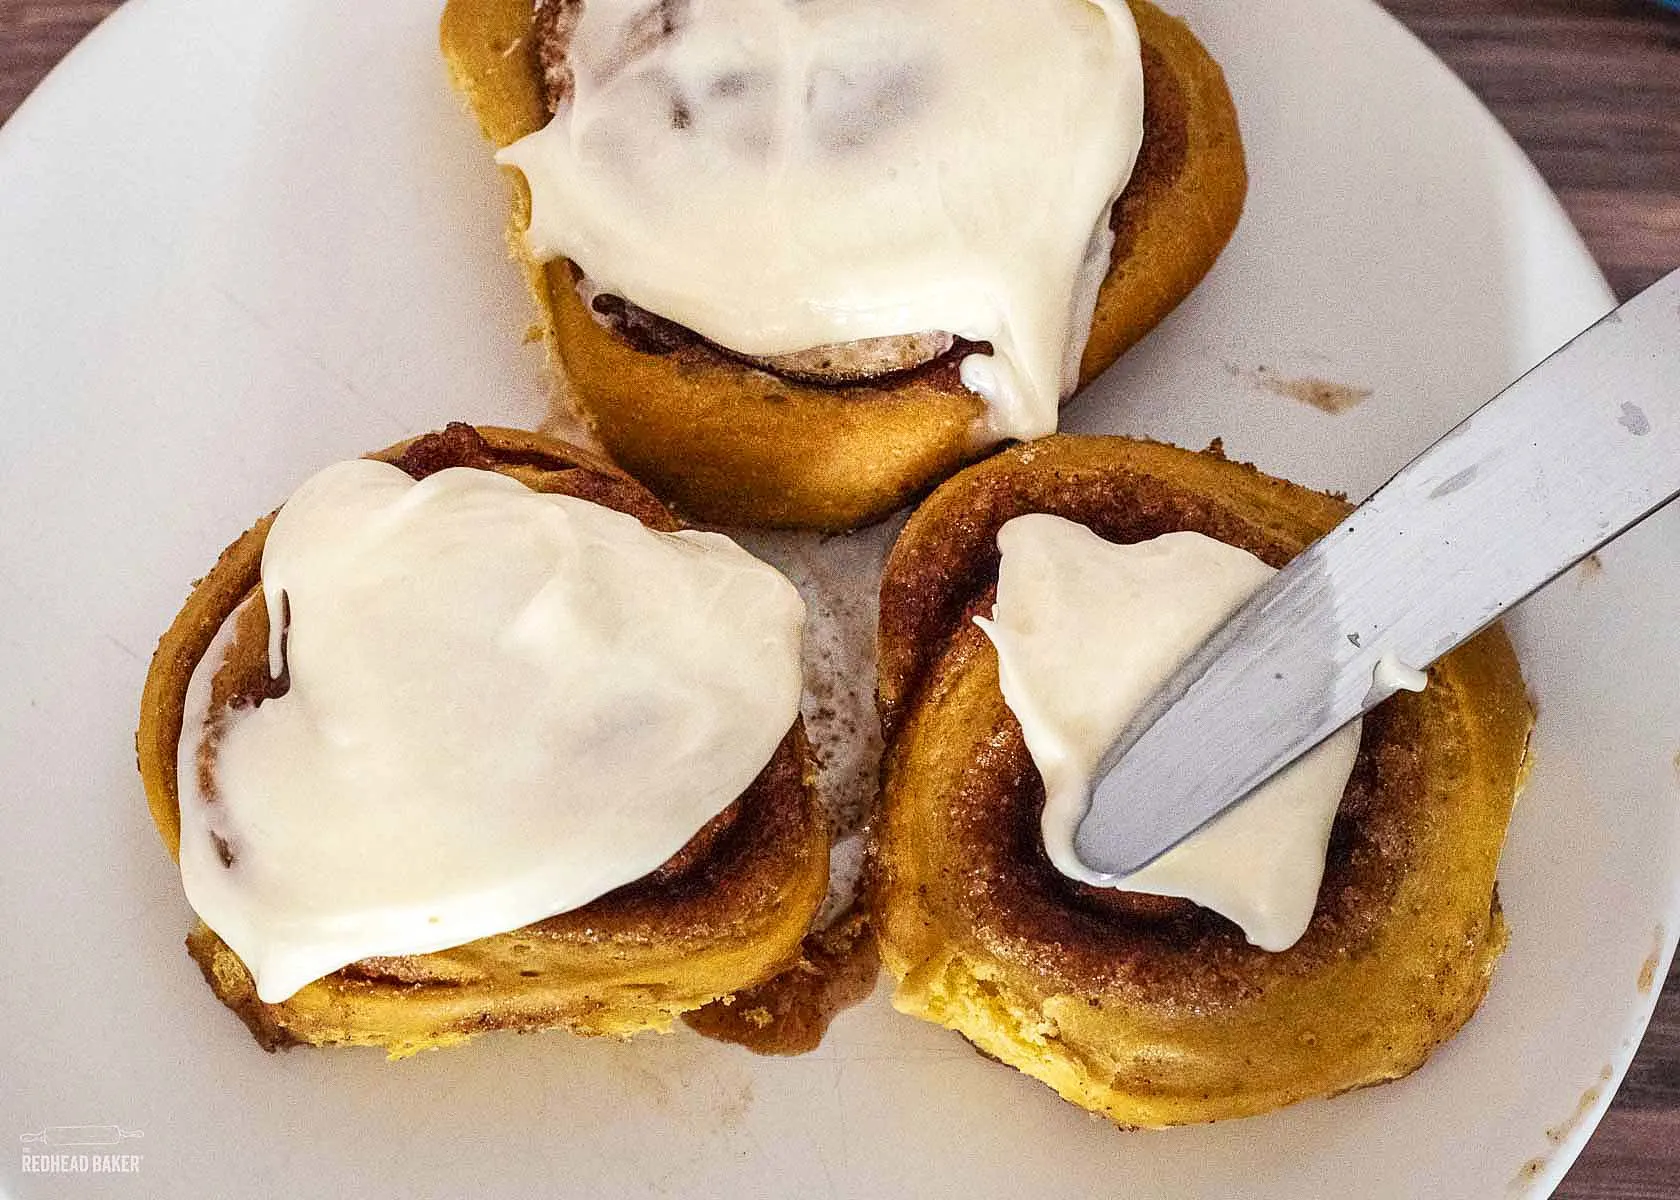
[871,435,1533,1126]
[439,0,1246,530]
[137,424,829,1057]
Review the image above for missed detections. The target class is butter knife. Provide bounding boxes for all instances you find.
[1077,266,1680,878]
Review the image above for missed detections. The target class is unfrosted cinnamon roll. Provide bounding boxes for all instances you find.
[137,424,828,1057]
[440,0,1245,530]
[871,435,1532,1126]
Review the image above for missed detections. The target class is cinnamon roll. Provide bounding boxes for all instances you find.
[871,435,1532,1126]
[137,424,828,1056]
[439,0,1245,530]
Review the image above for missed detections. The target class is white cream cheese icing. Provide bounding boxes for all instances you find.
[1373,651,1429,698]
[176,459,806,1003]
[496,0,1146,442]
[974,515,1363,952]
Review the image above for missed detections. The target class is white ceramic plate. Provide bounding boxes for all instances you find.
[1,0,1674,1197]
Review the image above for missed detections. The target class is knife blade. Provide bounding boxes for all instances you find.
[1075,266,1680,878]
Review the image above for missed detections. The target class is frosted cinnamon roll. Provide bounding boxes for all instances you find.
[137,424,828,1056]
[871,435,1532,1126]
[440,0,1245,530]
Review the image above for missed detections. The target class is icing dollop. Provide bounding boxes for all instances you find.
[498,0,1145,441]
[976,515,1361,951]
[177,460,806,1002]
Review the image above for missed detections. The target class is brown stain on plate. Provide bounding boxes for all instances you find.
[715,1078,755,1131]
[1544,1065,1615,1146]
[1234,364,1373,414]
[1515,1065,1620,1188]
[1638,924,1666,994]
[1575,552,1604,583]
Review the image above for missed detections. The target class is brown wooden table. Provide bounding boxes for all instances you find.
[1,0,1675,1195]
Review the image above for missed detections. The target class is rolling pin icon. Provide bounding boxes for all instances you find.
[19,1127,143,1148]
